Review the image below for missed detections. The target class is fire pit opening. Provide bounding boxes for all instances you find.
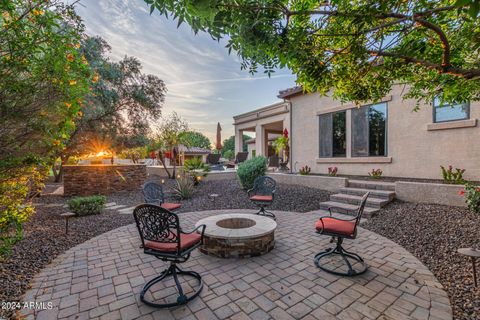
[216,218,256,229]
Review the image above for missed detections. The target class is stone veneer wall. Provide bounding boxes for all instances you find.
[63,164,147,196]
[200,232,275,258]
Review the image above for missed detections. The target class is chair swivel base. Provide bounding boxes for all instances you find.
[256,206,276,220]
[314,241,367,277]
[140,262,203,308]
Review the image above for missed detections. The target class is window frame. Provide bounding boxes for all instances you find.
[351,102,388,158]
[432,99,470,124]
[318,110,347,158]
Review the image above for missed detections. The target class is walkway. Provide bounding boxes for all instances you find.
[19,210,452,320]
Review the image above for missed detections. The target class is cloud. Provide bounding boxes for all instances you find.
[74,0,296,141]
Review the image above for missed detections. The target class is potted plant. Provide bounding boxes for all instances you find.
[272,129,290,172]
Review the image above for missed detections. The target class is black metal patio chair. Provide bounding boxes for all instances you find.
[142,181,181,211]
[206,153,221,165]
[235,152,248,164]
[133,204,206,308]
[314,192,369,276]
[248,176,276,219]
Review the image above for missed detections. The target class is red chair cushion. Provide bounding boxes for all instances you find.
[160,202,182,211]
[315,217,356,237]
[144,233,201,252]
[250,195,273,201]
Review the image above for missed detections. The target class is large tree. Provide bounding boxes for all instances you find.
[178,131,212,149]
[52,36,166,181]
[0,0,91,254]
[145,0,480,105]
[222,135,252,159]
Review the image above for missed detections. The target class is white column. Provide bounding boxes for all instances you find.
[234,128,243,154]
[346,109,352,158]
[255,125,264,157]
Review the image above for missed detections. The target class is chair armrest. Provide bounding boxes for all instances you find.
[247,188,254,197]
[182,225,206,244]
[318,214,357,222]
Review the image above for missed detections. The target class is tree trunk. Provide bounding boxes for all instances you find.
[157,151,171,179]
[52,155,68,182]
[172,146,178,179]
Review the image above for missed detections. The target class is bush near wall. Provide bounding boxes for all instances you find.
[237,156,267,190]
[68,195,106,216]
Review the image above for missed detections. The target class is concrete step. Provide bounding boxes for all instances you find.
[348,179,396,191]
[330,193,390,209]
[319,201,379,218]
[339,187,395,200]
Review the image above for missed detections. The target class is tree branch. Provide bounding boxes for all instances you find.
[369,50,480,79]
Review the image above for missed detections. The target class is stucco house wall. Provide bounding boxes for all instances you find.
[289,84,480,180]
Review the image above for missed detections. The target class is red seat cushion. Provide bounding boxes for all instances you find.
[161,202,182,211]
[144,233,201,252]
[315,217,356,237]
[250,195,273,201]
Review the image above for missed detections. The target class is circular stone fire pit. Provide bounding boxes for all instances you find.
[195,213,277,258]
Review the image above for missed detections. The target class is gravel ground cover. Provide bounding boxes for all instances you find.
[0,179,330,319]
[363,201,480,320]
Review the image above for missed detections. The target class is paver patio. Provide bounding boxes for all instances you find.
[19,210,452,320]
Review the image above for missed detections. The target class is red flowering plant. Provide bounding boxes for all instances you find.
[328,167,338,176]
[459,183,480,214]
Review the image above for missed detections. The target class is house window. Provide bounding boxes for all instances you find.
[352,103,387,157]
[433,97,469,123]
[319,111,346,157]
[252,150,256,157]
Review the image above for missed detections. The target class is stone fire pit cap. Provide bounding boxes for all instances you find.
[195,213,277,240]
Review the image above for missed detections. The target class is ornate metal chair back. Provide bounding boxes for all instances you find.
[133,204,180,250]
[253,176,276,196]
[142,181,165,205]
[354,192,370,227]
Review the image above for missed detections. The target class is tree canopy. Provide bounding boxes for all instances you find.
[222,135,252,157]
[145,0,480,105]
[0,0,92,254]
[60,36,166,162]
[178,131,212,149]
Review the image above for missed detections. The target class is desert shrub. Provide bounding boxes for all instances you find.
[172,175,195,199]
[68,195,106,216]
[441,165,465,184]
[460,183,480,214]
[328,167,338,177]
[368,169,383,179]
[299,165,311,175]
[237,156,267,190]
[0,166,45,256]
[184,157,210,186]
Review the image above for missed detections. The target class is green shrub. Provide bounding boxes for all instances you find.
[460,183,480,214]
[237,156,267,189]
[172,175,195,199]
[68,195,106,216]
[441,165,465,184]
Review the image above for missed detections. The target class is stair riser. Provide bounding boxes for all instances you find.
[330,196,388,209]
[340,189,395,200]
[318,203,377,218]
[347,181,396,191]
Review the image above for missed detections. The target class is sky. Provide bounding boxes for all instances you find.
[73,0,296,142]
